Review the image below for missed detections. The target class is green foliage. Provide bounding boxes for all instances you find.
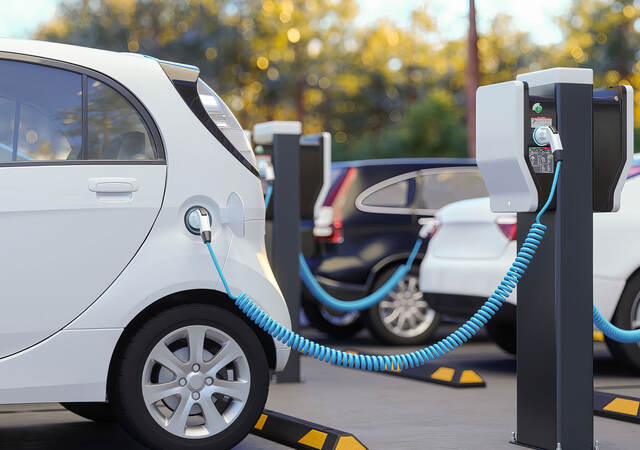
[336,89,467,160]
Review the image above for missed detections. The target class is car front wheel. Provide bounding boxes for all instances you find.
[366,264,441,345]
[112,304,269,449]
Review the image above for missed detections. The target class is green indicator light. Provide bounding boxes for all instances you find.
[533,103,543,113]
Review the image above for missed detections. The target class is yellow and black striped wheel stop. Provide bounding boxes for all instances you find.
[251,409,368,449]
[343,350,485,388]
[594,391,640,424]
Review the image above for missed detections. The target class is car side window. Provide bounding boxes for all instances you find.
[417,169,488,211]
[361,180,411,208]
[0,59,82,162]
[87,78,155,160]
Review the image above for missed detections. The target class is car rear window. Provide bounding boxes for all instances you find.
[361,180,410,208]
[416,169,488,211]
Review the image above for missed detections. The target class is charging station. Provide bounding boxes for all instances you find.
[254,121,303,383]
[252,122,332,383]
[477,68,633,450]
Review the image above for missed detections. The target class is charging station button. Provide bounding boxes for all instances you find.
[528,146,554,173]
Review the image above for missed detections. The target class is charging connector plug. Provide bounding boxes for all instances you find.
[198,208,212,244]
[533,126,563,153]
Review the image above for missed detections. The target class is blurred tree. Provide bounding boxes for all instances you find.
[39,0,626,161]
[36,0,360,140]
[341,89,467,159]
[555,0,640,142]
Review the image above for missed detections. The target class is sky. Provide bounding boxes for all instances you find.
[1,0,572,45]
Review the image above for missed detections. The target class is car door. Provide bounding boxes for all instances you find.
[0,57,166,357]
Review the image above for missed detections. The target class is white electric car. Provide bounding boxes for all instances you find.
[0,39,290,449]
[420,159,640,371]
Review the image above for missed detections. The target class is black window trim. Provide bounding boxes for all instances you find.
[0,51,166,166]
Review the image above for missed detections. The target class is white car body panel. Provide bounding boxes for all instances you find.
[0,165,165,357]
[420,175,640,321]
[0,39,290,403]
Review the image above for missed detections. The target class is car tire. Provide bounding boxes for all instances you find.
[111,304,269,450]
[486,321,517,355]
[605,273,640,373]
[301,290,364,338]
[365,264,441,346]
[60,402,117,422]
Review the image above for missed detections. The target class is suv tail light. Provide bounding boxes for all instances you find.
[313,167,357,243]
[496,216,517,241]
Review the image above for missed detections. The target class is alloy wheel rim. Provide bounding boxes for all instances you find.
[378,274,435,338]
[141,325,250,439]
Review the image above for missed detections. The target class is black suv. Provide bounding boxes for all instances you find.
[302,158,487,345]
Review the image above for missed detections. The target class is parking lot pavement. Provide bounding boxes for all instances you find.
[1,326,639,449]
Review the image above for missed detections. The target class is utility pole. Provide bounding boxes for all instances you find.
[466,0,479,158]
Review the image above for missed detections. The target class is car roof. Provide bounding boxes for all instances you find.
[0,38,194,80]
[332,157,476,169]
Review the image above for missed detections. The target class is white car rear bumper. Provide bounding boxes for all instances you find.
[420,241,518,306]
[420,241,624,321]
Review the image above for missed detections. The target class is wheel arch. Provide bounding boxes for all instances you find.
[105,289,276,400]
[365,252,424,289]
[612,265,640,317]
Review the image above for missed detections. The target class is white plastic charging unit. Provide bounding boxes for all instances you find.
[474,67,637,214]
[476,80,537,212]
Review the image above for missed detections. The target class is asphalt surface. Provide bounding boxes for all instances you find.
[1,326,639,449]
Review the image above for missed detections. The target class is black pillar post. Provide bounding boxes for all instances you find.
[554,82,593,450]
[516,211,557,448]
[516,82,593,450]
[272,133,301,383]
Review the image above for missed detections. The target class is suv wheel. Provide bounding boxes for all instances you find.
[605,273,640,373]
[112,304,269,449]
[365,264,440,345]
[302,290,364,338]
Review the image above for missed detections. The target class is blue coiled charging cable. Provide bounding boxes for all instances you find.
[298,240,422,312]
[264,183,425,311]
[593,306,640,343]
[203,162,560,371]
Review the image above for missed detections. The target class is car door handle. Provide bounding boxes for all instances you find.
[88,177,139,193]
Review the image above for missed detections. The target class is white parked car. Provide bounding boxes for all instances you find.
[420,158,640,371]
[0,39,290,449]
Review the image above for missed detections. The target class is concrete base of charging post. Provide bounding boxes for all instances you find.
[594,391,640,424]
[343,351,485,388]
[251,409,368,450]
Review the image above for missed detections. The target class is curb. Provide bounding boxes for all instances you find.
[344,351,486,388]
[594,391,640,424]
[251,409,369,449]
